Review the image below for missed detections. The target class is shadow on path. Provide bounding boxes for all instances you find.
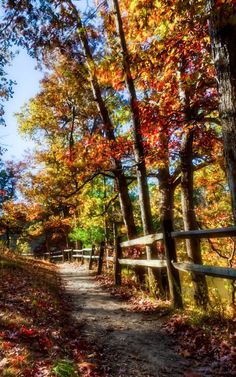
[59,263,201,377]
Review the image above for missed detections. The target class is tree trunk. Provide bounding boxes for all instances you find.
[178,60,209,309]
[112,0,163,295]
[6,226,10,249]
[206,1,236,222]
[159,167,183,308]
[180,130,209,309]
[115,167,137,238]
[114,236,122,285]
[97,241,105,275]
[73,7,137,239]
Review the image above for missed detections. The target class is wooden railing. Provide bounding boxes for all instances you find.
[22,225,236,308]
[22,247,99,270]
[116,227,236,279]
[103,225,236,308]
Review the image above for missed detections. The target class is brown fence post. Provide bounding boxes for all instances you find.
[114,236,122,286]
[162,219,183,308]
[97,241,105,275]
[89,245,95,270]
[70,249,73,262]
[62,250,65,263]
[81,249,84,265]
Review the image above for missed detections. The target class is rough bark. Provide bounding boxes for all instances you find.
[178,61,209,308]
[206,1,236,222]
[112,0,163,295]
[159,167,183,308]
[180,130,209,308]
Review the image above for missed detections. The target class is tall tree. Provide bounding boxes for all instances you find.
[206,0,236,221]
[71,7,138,239]
[111,0,163,294]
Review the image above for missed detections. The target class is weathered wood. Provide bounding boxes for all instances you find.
[120,233,163,247]
[97,241,105,275]
[162,219,183,309]
[118,259,167,268]
[106,256,114,262]
[81,249,84,265]
[89,245,95,270]
[69,249,73,262]
[72,248,93,263]
[119,226,236,248]
[172,226,236,239]
[50,254,63,258]
[45,251,63,255]
[114,237,122,285]
[72,248,92,252]
[172,262,236,280]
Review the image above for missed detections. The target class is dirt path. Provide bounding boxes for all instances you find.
[59,263,200,377]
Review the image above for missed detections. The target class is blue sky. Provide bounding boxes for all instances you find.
[1,0,92,162]
[1,49,43,161]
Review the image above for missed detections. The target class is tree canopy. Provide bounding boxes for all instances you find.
[0,0,235,305]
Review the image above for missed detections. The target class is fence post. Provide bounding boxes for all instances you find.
[162,219,183,308]
[70,249,73,262]
[114,236,122,286]
[62,249,65,263]
[89,245,95,270]
[97,241,105,275]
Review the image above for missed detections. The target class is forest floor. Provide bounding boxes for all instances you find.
[60,262,236,377]
[0,256,235,377]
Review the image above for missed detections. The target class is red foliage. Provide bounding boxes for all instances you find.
[163,314,236,376]
[0,256,104,377]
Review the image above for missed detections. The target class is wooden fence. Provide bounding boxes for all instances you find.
[118,226,236,279]
[22,247,99,270]
[22,225,236,308]
[112,225,236,308]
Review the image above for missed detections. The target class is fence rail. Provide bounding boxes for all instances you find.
[22,248,98,263]
[118,258,167,268]
[115,226,236,279]
[172,262,236,279]
[22,225,236,308]
[171,226,236,239]
[104,225,236,308]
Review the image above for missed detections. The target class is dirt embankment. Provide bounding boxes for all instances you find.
[59,263,208,377]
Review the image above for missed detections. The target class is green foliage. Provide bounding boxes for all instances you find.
[52,359,79,377]
[0,161,17,210]
[2,367,19,376]
[69,225,104,246]
[0,40,15,127]
[16,239,31,254]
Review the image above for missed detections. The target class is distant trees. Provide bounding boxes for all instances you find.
[0,160,16,208]
[0,19,14,128]
[0,161,21,247]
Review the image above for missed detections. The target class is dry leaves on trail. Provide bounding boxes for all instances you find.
[0,257,103,377]
[163,314,236,376]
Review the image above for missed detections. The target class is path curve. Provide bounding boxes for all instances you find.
[59,263,199,377]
